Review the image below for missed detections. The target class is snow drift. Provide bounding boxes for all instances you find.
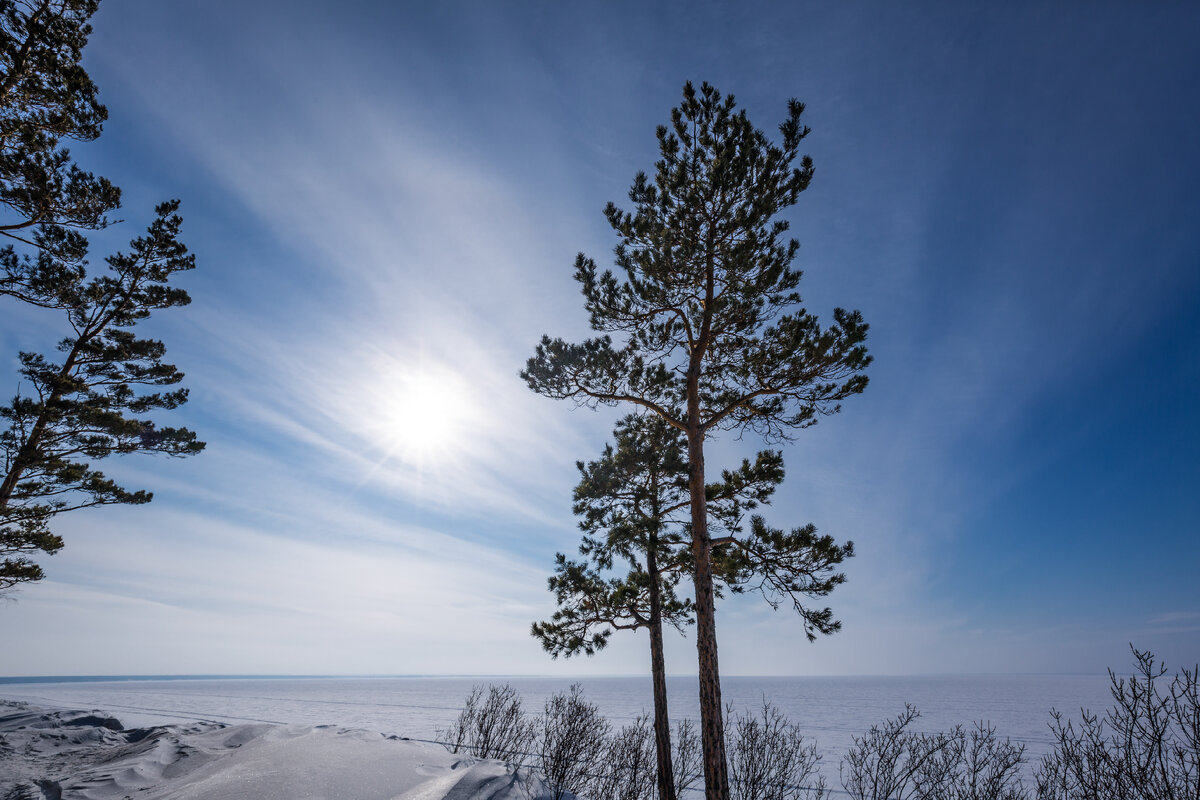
[0,701,549,800]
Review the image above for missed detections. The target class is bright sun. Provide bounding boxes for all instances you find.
[374,366,474,464]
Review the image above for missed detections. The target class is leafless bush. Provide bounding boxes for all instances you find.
[840,705,1027,800]
[585,714,657,800]
[438,684,700,800]
[674,717,703,797]
[1036,647,1200,800]
[582,715,701,800]
[434,650,1199,800]
[727,701,828,800]
[538,685,611,800]
[841,705,951,800]
[951,722,1028,800]
[437,683,537,764]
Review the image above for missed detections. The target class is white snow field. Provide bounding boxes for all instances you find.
[0,702,550,800]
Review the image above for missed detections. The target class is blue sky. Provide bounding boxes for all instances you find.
[2,2,1197,677]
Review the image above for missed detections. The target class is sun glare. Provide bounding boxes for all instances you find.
[374,366,475,465]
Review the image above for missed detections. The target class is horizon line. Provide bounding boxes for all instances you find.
[0,671,1112,685]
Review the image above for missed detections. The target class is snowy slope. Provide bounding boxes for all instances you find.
[0,702,552,800]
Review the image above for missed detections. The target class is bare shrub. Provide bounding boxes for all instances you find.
[585,714,657,800]
[437,684,536,764]
[1036,647,1200,800]
[841,705,949,800]
[673,717,703,797]
[951,722,1028,800]
[840,705,1027,800]
[434,650,1199,800]
[582,715,701,800]
[538,685,611,800]
[726,701,828,800]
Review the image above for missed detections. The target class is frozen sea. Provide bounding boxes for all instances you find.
[0,673,1115,782]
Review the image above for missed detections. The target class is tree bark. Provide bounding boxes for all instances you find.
[646,532,678,800]
[687,423,728,800]
[685,219,729,800]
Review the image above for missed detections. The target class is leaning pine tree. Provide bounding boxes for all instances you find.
[0,201,204,590]
[0,0,203,592]
[522,82,870,800]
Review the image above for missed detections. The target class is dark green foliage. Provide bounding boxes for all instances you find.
[573,414,690,566]
[706,450,786,535]
[533,415,693,658]
[714,516,854,642]
[1,201,203,590]
[533,551,694,658]
[535,414,708,800]
[1,0,119,242]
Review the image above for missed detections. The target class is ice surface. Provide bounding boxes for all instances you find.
[0,674,1116,791]
[0,674,1114,764]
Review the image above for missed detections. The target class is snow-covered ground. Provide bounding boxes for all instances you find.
[0,701,549,800]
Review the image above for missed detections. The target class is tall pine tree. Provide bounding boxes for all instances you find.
[523,82,870,800]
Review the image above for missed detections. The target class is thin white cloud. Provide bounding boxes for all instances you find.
[5,505,555,675]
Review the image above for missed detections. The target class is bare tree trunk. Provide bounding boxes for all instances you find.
[646,531,678,800]
[687,424,728,800]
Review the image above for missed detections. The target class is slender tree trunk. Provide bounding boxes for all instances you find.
[687,423,728,800]
[646,529,678,800]
[686,229,728,800]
